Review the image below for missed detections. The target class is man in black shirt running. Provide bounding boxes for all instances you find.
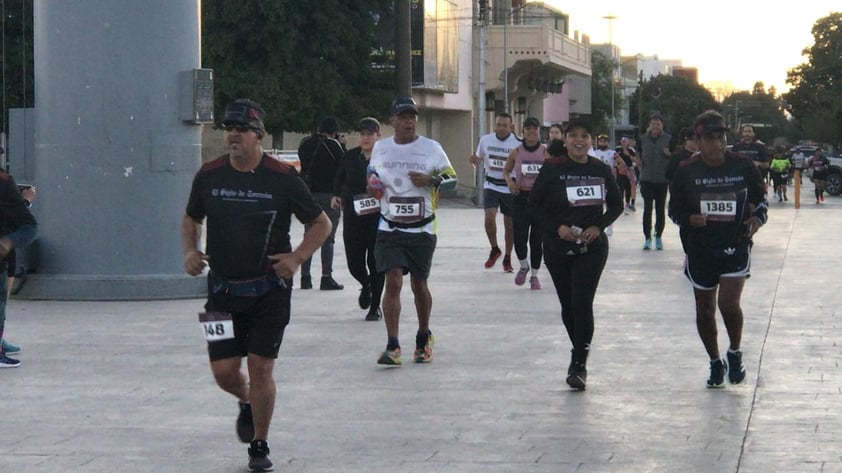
[669,110,767,389]
[183,99,331,472]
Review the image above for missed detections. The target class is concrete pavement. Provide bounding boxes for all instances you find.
[2,187,841,472]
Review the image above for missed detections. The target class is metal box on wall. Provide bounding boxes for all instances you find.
[180,68,214,124]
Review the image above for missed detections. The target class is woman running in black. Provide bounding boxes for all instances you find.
[529,119,623,390]
[331,118,385,321]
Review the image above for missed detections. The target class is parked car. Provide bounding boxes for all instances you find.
[266,149,301,172]
[825,156,842,196]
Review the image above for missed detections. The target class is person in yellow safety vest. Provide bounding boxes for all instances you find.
[769,151,791,202]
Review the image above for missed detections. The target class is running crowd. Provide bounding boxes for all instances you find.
[177,97,829,471]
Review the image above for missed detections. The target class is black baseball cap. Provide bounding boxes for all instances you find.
[564,118,594,135]
[523,117,541,128]
[222,99,265,131]
[389,96,419,116]
[357,117,381,133]
[678,127,695,141]
[693,110,729,137]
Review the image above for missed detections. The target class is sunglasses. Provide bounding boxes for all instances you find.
[222,123,260,133]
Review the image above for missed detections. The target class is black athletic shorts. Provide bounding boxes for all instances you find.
[204,285,291,361]
[483,188,514,216]
[375,230,437,279]
[684,243,751,290]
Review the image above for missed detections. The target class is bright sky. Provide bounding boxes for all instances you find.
[548,0,837,94]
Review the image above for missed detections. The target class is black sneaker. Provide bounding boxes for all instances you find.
[727,350,746,384]
[247,440,274,472]
[566,364,587,390]
[320,276,344,290]
[707,358,726,388]
[358,285,372,309]
[365,307,382,321]
[236,402,254,443]
[300,276,312,290]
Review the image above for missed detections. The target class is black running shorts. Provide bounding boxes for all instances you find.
[204,286,291,361]
[483,188,514,216]
[374,230,437,279]
[684,244,751,290]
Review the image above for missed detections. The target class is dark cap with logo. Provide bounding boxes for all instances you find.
[693,110,729,137]
[357,117,381,133]
[678,127,695,141]
[389,96,419,116]
[523,117,541,128]
[564,118,594,135]
[222,99,265,131]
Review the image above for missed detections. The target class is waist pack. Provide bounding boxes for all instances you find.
[383,215,435,229]
[209,272,289,297]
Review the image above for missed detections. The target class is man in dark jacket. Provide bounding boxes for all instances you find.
[297,118,346,290]
[0,169,37,368]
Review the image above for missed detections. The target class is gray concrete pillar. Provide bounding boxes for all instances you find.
[20,0,205,299]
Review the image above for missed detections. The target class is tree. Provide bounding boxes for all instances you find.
[629,74,718,142]
[0,0,34,133]
[589,51,614,133]
[784,12,842,150]
[722,83,788,145]
[202,0,394,144]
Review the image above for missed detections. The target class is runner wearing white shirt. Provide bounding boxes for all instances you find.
[469,113,521,272]
[367,96,457,367]
[592,134,619,236]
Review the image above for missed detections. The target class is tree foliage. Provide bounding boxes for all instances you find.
[202,0,394,141]
[0,0,34,133]
[589,51,614,133]
[722,83,788,145]
[784,12,842,150]
[629,74,718,141]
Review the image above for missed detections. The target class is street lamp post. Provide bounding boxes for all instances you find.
[603,15,617,144]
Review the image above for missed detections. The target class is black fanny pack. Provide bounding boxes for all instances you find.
[209,272,289,297]
[384,215,435,229]
[485,176,507,186]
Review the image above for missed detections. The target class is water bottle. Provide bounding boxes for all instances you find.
[367,166,384,199]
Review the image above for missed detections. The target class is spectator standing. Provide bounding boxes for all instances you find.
[331,117,385,321]
[632,113,672,250]
[297,117,346,290]
[182,99,331,471]
[368,96,457,366]
[668,110,767,388]
[469,112,520,272]
[0,170,37,367]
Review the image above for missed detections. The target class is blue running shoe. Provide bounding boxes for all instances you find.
[0,353,21,368]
